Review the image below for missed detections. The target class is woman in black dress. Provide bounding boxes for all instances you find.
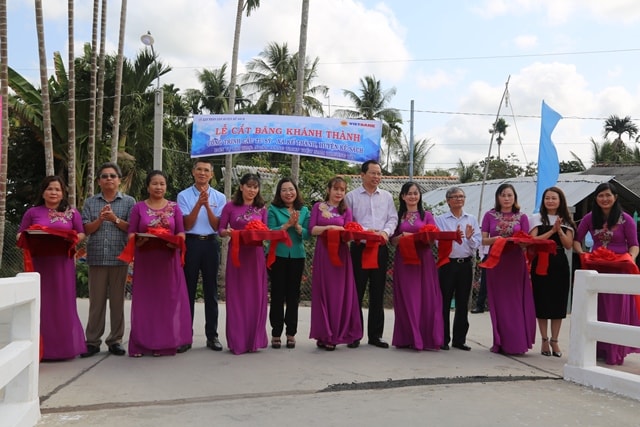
[529,187,575,357]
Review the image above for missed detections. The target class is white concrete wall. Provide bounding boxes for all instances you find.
[0,273,41,427]
[564,269,640,400]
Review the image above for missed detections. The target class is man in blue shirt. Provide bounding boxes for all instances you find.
[177,159,227,352]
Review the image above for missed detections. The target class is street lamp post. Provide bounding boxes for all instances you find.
[141,31,163,171]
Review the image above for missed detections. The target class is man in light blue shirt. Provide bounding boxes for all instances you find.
[435,186,482,351]
[177,159,227,352]
[345,160,398,349]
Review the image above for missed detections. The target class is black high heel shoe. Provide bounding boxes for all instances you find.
[550,338,562,357]
[541,337,551,357]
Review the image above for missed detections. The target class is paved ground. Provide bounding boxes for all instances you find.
[36,299,640,426]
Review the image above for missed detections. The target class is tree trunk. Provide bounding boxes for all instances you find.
[111,0,126,163]
[0,0,9,267]
[67,0,76,206]
[86,0,99,196]
[96,0,107,165]
[35,0,54,176]
[291,0,309,183]
[225,0,245,198]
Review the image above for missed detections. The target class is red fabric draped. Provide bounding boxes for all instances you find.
[397,230,461,267]
[118,227,187,266]
[479,231,556,275]
[341,230,386,269]
[321,229,386,269]
[17,225,79,272]
[228,229,291,269]
[579,248,640,319]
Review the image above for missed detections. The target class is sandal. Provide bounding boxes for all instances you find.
[132,353,143,358]
[271,337,282,349]
[325,344,336,351]
[316,340,326,348]
[286,335,296,349]
[550,338,562,357]
[541,337,551,357]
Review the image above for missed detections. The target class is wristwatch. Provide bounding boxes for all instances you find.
[115,217,121,225]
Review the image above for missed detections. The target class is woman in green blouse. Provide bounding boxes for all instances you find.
[267,178,310,349]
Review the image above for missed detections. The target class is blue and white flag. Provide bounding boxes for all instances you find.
[534,101,562,213]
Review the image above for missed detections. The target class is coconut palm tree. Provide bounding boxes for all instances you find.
[111,0,127,164]
[291,0,310,183]
[603,114,638,156]
[225,0,261,198]
[95,0,107,165]
[454,159,481,183]
[86,0,99,195]
[67,0,76,206]
[390,136,433,176]
[335,75,402,162]
[35,0,54,175]
[489,117,508,159]
[0,0,9,266]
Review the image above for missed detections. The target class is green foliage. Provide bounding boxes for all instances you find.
[478,154,524,179]
[560,160,586,173]
[75,261,89,298]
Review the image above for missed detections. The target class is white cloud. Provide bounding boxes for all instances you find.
[514,35,538,49]
[416,69,463,90]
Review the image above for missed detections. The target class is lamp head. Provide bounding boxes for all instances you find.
[140,31,155,47]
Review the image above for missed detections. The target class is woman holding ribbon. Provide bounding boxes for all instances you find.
[219,173,269,355]
[390,182,444,350]
[126,170,191,357]
[309,176,362,351]
[18,176,86,360]
[529,187,575,358]
[481,183,536,355]
[573,182,640,365]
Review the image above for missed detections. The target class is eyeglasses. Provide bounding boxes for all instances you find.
[100,173,119,179]
[447,195,465,200]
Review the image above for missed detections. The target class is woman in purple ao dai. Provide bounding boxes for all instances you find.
[573,182,640,365]
[390,182,444,350]
[18,176,86,360]
[481,183,536,355]
[219,173,269,355]
[127,171,192,357]
[309,176,362,351]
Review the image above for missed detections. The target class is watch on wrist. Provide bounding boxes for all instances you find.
[115,217,121,225]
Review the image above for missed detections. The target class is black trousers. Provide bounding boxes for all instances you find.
[351,244,388,341]
[438,259,472,346]
[268,256,305,337]
[183,237,220,341]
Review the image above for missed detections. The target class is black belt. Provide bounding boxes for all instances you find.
[186,234,217,240]
[449,257,472,263]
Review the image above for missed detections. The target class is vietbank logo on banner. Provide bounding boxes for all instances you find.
[191,114,382,163]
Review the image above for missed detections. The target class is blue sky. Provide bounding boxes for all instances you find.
[8,0,640,172]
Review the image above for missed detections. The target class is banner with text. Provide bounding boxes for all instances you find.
[191,114,381,163]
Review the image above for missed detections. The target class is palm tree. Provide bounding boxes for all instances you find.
[95,0,107,164]
[86,0,99,195]
[335,75,402,162]
[111,0,127,163]
[489,117,508,159]
[291,0,310,183]
[198,66,231,114]
[0,0,9,267]
[603,114,638,156]
[67,0,76,206]
[35,0,54,175]
[390,136,433,176]
[225,0,261,198]
[455,159,481,183]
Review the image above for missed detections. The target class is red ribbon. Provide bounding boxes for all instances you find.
[397,230,461,267]
[229,229,292,269]
[579,248,640,319]
[118,227,187,266]
[17,225,79,272]
[321,229,385,268]
[479,231,556,275]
